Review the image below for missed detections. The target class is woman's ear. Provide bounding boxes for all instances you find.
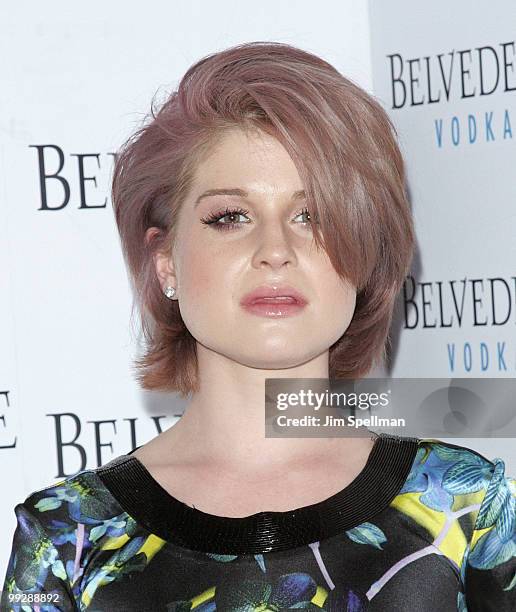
[145,227,178,293]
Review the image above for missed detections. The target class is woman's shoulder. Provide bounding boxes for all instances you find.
[414,436,502,471]
[17,459,127,525]
[380,435,516,607]
[2,456,162,610]
[398,436,516,591]
[7,454,139,563]
[394,435,516,556]
[401,436,515,513]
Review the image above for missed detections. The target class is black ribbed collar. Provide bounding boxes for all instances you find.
[96,432,420,554]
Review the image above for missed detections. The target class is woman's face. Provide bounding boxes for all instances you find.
[154,127,356,370]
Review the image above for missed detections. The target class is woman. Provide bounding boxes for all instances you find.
[2,41,515,611]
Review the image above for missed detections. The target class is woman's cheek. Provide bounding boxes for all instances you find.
[178,265,228,337]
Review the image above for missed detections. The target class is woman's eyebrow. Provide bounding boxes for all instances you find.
[194,188,306,207]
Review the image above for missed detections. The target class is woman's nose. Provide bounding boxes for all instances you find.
[250,223,298,270]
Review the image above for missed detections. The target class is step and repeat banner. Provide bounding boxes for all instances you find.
[369,0,516,460]
[1,0,514,579]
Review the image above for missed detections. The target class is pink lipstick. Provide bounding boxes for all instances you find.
[240,284,308,318]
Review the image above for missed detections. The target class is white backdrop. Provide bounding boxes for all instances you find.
[370,0,516,470]
[1,0,514,581]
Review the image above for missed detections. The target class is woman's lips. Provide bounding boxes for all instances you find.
[240,287,308,318]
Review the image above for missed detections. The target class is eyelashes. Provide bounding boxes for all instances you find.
[200,206,250,231]
[199,206,317,232]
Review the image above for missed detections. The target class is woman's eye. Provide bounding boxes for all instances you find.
[219,212,249,225]
[294,207,319,228]
[293,208,311,224]
[200,207,251,231]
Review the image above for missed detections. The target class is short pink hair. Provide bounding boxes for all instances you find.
[111,41,415,397]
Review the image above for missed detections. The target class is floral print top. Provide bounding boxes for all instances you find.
[1,432,515,611]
